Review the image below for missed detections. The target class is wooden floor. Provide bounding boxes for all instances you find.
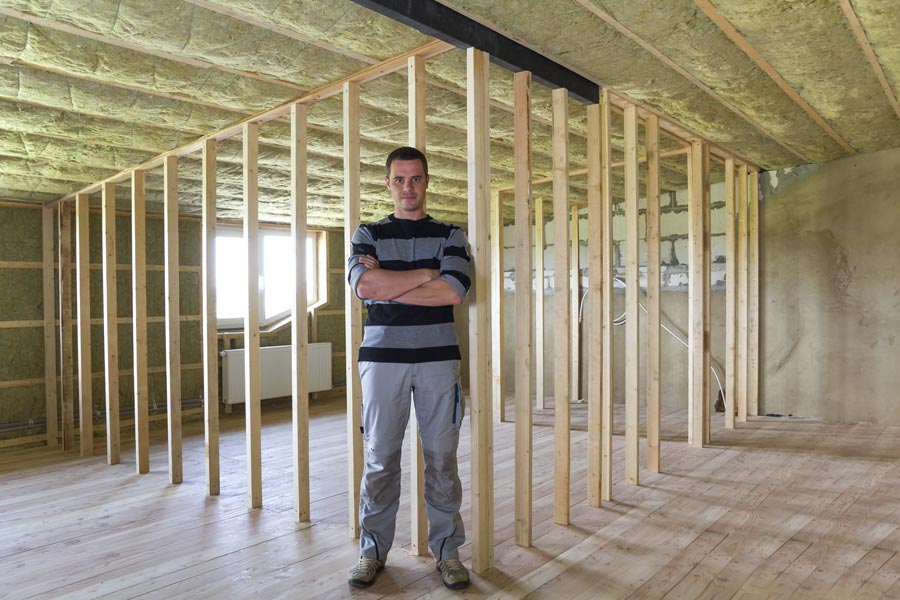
[2,397,900,600]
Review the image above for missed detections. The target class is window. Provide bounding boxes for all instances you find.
[216,227,325,329]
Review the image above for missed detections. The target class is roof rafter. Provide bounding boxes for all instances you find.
[574,0,809,164]
[692,0,856,155]
[839,0,900,124]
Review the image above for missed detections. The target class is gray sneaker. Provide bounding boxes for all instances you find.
[436,559,470,590]
[348,556,384,588]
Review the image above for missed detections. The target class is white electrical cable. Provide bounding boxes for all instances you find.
[577,278,726,403]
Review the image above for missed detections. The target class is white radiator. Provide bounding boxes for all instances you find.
[221,343,332,405]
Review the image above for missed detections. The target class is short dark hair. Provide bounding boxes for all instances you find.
[385,146,428,177]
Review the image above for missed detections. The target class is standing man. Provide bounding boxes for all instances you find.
[346,147,471,590]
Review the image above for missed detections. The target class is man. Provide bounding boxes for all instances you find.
[346,146,471,590]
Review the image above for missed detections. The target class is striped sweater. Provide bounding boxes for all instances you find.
[347,215,471,363]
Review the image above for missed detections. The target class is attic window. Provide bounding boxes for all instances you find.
[215,226,324,329]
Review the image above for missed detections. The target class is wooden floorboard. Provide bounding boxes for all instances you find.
[2,395,900,599]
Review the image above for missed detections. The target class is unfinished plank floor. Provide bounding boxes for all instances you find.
[1,396,899,600]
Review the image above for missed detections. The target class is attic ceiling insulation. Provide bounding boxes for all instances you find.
[0,0,899,227]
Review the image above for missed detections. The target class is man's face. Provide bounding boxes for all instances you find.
[386,158,429,219]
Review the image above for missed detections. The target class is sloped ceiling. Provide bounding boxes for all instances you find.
[0,0,898,227]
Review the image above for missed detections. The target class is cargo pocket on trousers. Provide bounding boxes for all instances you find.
[451,382,465,429]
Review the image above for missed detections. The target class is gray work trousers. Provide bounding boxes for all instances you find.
[357,360,466,562]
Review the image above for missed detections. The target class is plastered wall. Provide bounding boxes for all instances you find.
[760,148,900,424]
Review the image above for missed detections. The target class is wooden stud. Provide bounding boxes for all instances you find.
[586,102,603,504]
[702,143,712,446]
[201,139,220,495]
[407,53,428,555]
[343,81,364,539]
[42,206,59,448]
[724,158,737,430]
[164,156,183,484]
[552,87,570,525]
[645,114,661,472]
[58,204,75,450]
[737,165,749,423]
[687,141,709,448]
[570,205,580,404]
[623,104,640,485]
[513,69,533,547]
[75,193,92,457]
[600,91,614,501]
[243,124,261,507]
[291,104,310,522]
[748,169,760,417]
[534,195,545,410]
[131,170,150,474]
[491,192,505,423]
[467,47,494,573]
[101,182,120,465]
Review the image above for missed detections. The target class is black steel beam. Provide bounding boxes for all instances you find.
[350,0,600,104]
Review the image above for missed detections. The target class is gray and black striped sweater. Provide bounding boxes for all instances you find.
[347,214,471,363]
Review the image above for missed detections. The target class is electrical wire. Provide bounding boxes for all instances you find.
[577,278,726,403]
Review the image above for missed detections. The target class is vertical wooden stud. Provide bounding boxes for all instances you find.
[408,54,428,554]
[687,141,709,448]
[344,81,364,538]
[467,47,494,573]
[570,205,580,403]
[42,206,59,448]
[737,165,749,423]
[552,87,570,525]
[491,192,505,423]
[702,143,712,446]
[645,114,661,472]
[748,169,760,417]
[75,193,92,457]
[600,91,614,501]
[164,156,183,484]
[724,158,737,429]
[623,104,640,485]
[58,203,75,450]
[534,196,545,410]
[291,105,310,521]
[132,171,150,473]
[101,182,120,465]
[586,102,603,504]
[202,140,220,495]
[513,69,533,547]
[243,124,262,507]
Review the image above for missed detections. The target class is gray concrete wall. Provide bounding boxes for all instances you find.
[760,148,900,424]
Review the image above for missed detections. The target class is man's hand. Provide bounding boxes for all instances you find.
[358,255,380,270]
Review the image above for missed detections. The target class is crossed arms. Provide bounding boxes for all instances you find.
[354,255,462,306]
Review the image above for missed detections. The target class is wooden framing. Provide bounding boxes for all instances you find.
[101,182,120,465]
[599,91,614,501]
[290,104,310,522]
[737,165,749,422]
[201,139,220,496]
[586,102,603,504]
[645,114,661,472]
[42,205,58,448]
[513,69,533,547]
[491,192,505,423]
[551,87,570,525]
[75,193,92,457]
[570,205,580,404]
[724,158,737,429]
[623,104,640,485]
[164,155,183,484]
[467,47,494,573]
[702,143,712,446]
[343,81,364,539]
[687,141,710,448]
[243,123,262,508]
[840,0,900,122]
[534,195,545,410]
[407,53,428,554]
[131,170,150,474]
[748,169,760,417]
